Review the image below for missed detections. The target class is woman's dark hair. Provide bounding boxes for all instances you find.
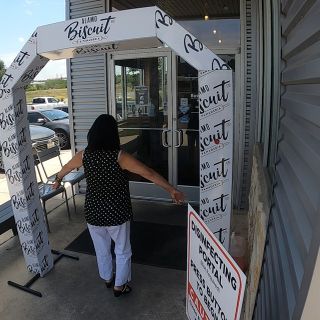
[87,114,120,151]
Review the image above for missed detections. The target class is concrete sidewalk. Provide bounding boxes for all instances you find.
[0,197,247,320]
[0,196,188,320]
[0,151,188,319]
[0,150,247,320]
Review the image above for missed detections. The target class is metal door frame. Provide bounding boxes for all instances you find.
[171,51,199,203]
[108,48,175,201]
[172,48,242,205]
[108,47,241,204]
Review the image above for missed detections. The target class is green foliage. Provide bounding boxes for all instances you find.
[26,78,67,91]
[115,74,122,84]
[26,88,68,104]
[0,59,6,80]
[45,79,67,89]
[126,67,141,90]
[27,83,46,91]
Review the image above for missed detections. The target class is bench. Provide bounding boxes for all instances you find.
[0,201,17,236]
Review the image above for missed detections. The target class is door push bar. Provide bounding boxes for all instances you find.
[162,129,183,148]
[162,129,171,147]
[174,129,183,148]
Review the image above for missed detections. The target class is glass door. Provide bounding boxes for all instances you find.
[172,53,237,205]
[109,50,237,204]
[173,55,200,203]
[109,50,173,201]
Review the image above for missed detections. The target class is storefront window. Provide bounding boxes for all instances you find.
[179,19,240,48]
[112,5,240,49]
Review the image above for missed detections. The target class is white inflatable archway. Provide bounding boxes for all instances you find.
[0,6,233,276]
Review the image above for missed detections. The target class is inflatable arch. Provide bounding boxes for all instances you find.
[0,6,233,276]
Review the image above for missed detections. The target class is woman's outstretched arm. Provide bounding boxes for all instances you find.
[52,150,84,189]
[118,151,185,204]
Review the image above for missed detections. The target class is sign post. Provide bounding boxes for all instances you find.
[199,70,233,250]
[187,205,246,320]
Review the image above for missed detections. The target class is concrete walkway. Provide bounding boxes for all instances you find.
[0,151,247,320]
[0,151,188,319]
[0,196,188,320]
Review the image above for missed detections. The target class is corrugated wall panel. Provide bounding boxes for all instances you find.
[253,0,320,319]
[66,0,108,192]
[269,224,289,319]
[239,0,258,209]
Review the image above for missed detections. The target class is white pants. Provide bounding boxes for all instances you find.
[87,221,132,286]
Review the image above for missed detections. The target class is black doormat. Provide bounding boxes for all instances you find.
[65,221,187,271]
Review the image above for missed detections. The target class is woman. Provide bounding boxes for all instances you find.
[53,114,184,297]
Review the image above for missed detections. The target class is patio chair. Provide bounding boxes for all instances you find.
[33,144,85,213]
[38,182,70,233]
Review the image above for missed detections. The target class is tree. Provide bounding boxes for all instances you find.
[126,67,141,90]
[45,79,67,89]
[0,59,6,80]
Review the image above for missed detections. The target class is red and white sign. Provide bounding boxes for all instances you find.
[186,205,246,320]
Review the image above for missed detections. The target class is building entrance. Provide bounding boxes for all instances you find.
[109,49,200,203]
[109,49,237,204]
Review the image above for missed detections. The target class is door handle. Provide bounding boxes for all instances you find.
[162,129,170,147]
[174,129,183,148]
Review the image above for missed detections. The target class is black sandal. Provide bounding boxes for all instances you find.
[105,277,114,288]
[113,284,132,297]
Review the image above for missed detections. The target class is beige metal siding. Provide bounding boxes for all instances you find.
[239,0,258,209]
[66,0,109,192]
[253,1,320,319]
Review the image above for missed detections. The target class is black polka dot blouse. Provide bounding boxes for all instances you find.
[83,149,133,226]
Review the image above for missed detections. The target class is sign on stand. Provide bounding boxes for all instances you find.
[199,70,233,250]
[187,205,246,320]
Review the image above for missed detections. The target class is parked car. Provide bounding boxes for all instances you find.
[28,97,67,110]
[0,125,59,171]
[54,105,69,113]
[27,109,70,149]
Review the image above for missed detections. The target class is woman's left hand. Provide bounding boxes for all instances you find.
[170,189,185,204]
[52,181,61,190]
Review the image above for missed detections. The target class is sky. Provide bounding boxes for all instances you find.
[0,0,66,80]
[0,1,240,80]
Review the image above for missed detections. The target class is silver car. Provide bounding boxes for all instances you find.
[0,125,59,171]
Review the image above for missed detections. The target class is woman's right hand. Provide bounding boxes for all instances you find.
[170,189,185,204]
[118,151,185,204]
